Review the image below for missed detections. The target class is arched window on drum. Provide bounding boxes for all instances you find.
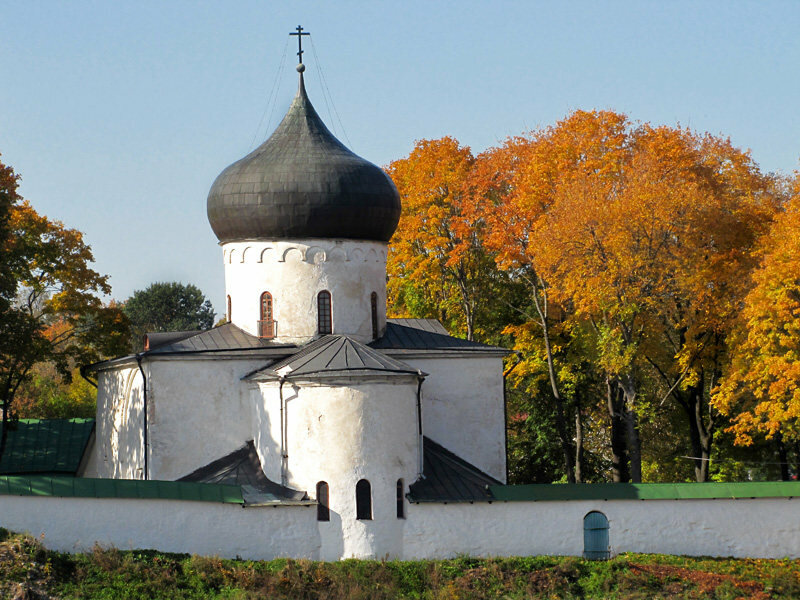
[318,290,332,334]
[259,292,274,338]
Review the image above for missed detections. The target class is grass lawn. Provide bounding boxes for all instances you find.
[2,529,798,599]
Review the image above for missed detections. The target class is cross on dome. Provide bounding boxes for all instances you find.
[289,25,310,65]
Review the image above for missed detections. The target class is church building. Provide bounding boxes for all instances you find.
[84,48,508,559]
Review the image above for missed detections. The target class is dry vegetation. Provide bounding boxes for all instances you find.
[2,529,799,599]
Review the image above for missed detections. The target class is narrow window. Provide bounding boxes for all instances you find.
[371,292,379,339]
[396,479,405,519]
[316,481,330,521]
[355,479,372,520]
[259,292,274,338]
[318,290,332,334]
[226,295,231,322]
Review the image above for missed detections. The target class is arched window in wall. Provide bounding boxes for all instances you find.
[318,290,332,334]
[316,481,330,521]
[259,292,274,339]
[396,478,405,519]
[226,295,231,322]
[371,292,379,339]
[355,479,372,520]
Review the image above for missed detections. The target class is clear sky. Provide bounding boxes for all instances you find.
[2,1,798,317]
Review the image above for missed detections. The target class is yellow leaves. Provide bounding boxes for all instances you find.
[712,189,800,443]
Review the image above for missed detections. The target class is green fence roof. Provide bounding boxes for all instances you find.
[0,418,95,475]
[489,481,800,502]
[0,475,244,504]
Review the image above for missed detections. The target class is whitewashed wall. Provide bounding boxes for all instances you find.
[403,498,800,559]
[223,239,387,344]
[2,494,799,560]
[253,376,420,559]
[91,365,145,479]
[0,495,318,560]
[147,357,272,480]
[386,354,506,482]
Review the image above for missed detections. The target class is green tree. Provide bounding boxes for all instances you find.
[124,282,215,351]
[0,155,129,460]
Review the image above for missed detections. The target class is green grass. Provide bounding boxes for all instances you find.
[1,528,798,599]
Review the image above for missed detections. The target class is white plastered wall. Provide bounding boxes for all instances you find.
[3,495,800,560]
[253,376,420,559]
[223,240,387,344]
[1,496,319,560]
[402,498,800,559]
[145,356,271,480]
[384,354,506,482]
[90,364,145,479]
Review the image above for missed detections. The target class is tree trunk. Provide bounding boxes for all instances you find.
[619,374,642,482]
[776,433,791,481]
[0,393,9,463]
[574,404,584,484]
[624,407,642,482]
[606,376,629,482]
[675,379,714,482]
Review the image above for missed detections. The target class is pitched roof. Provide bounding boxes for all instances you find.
[178,441,309,505]
[407,437,501,503]
[0,419,95,476]
[144,322,294,354]
[372,319,507,354]
[246,335,423,381]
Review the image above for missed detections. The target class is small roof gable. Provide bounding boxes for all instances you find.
[372,319,507,354]
[0,419,95,476]
[178,440,309,505]
[246,335,423,381]
[407,437,502,503]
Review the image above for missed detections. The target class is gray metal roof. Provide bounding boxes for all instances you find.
[207,73,401,243]
[143,322,294,354]
[408,437,501,503]
[247,334,423,381]
[86,323,297,372]
[178,440,310,506]
[372,319,507,354]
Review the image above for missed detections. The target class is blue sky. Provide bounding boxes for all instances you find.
[2,1,798,317]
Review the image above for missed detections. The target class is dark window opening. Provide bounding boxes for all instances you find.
[371,292,379,339]
[226,295,231,322]
[318,290,332,334]
[356,479,372,520]
[259,292,274,338]
[316,481,330,521]
[396,479,405,519]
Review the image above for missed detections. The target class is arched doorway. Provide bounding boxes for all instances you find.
[583,511,609,559]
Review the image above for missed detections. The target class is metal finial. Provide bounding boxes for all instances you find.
[289,25,310,65]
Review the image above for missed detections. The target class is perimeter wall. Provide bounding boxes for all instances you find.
[2,490,799,560]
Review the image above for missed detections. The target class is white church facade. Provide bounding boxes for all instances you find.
[4,43,799,562]
[82,60,509,559]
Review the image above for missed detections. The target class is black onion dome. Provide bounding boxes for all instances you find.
[207,73,401,243]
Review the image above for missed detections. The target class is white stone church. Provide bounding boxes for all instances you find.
[83,60,508,558]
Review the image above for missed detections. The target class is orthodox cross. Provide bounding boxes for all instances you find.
[290,25,310,64]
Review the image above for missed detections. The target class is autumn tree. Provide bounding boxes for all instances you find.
[385,137,516,342]
[713,180,800,451]
[467,111,632,483]
[0,155,129,459]
[124,282,215,351]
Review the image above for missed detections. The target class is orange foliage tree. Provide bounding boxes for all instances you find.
[0,155,129,459]
[385,137,508,341]
[713,180,800,449]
